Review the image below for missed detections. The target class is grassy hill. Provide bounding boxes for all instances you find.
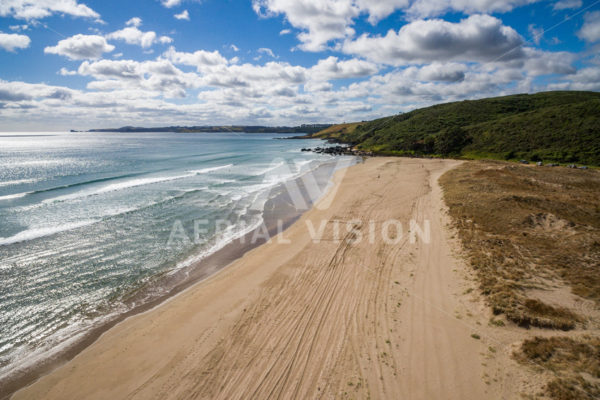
[314,91,600,165]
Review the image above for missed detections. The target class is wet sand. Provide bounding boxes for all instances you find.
[13,158,500,399]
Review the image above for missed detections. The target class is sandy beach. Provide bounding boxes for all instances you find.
[13,157,508,399]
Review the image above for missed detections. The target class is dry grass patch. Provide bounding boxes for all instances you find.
[439,161,600,329]
[515,336,600,399]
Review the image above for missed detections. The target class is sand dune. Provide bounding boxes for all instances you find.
[14,158,502,399]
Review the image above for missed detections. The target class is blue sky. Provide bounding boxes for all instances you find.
[0,0,599,130]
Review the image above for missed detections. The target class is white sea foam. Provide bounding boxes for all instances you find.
[0,178,39,187]
[0,191,33,201]
[0,220,99,246]
[188,164,233,174]
[43,165,234,204]
[294,159,314,168]
[250,161,285,176]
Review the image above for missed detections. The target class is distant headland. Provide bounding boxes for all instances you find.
[85,124,332,134]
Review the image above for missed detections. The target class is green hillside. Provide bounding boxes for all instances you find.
[314,91,600,165]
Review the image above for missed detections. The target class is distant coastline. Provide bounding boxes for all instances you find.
[85,124,332,134]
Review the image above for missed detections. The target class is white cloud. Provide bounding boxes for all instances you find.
[59,67,77,76]
[230,44,239,52]
[553,0,582,10]
[174,10,190,20]
[126,17,142,27]
[0,32,31,52]
[520,48,576,76]
[549,67,600,91]
[164,47,230,70]
[107,20,172,48]
[279,29,291,35]
[44,34,114,60]
[107,27,155,48]
[0,0,99,20]
[161,0,182,7]
[76,58,199,98]
[577,11,600,43]
[253,0,537,51]
[356,0,410,23]
[304,80,333,92]
[310,56,378,80]
[343,15,524,65]
[253,0,409,52]
[258,47,277,58]
[9,24,28,32]
[404,0,540,19]
[528,24,544,45]
[0,79,75,102]
[417,62,466,82]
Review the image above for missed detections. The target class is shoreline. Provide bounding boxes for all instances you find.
[1,157,357,400]
[11,157,506,400]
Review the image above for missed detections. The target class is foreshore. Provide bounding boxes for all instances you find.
[0,159,348,400]
[12,157,504,399]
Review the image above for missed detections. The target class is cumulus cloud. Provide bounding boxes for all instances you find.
[253,0,539,50]
[252,0,409,52]
[164,47,230,70]
[404,0,539,19]
[107,20,172,48]
[0,79,75,102]
[44,34,114,60]
[417,62,466,82]
[577,11,600,43]
[77,58,198,98]
[549,67,600,91]
[59,67,77,76]
[253,0,356,51]
[357,0,410,23]
[174,10,190,20]
[126,17,142,27]
[520,48,576,76]
[343,14,524,65]
[0,0,99,20]
[198,61,307,89]
[553,0,582,10]
[310,56,378,80]
[0,32,31,52]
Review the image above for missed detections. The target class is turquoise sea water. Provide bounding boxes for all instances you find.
[0,131,344,379]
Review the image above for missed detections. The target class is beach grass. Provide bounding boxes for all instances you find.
[440,160,600,329]
[441,160,600,398]
[515,336,600,400]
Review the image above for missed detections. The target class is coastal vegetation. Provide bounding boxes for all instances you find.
[440,161,600,398]
[313,91,600,165]
[515,336,600,400]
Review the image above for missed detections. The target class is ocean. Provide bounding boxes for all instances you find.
[0,131,353,383]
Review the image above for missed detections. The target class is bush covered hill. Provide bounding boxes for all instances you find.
[313,91,600,165]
